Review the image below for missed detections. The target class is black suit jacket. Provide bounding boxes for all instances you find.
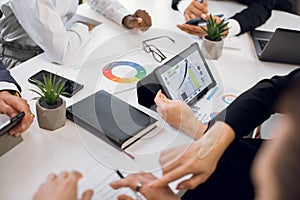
[214,68,300,139]
[0,61,21,92]
[232,0,293,34]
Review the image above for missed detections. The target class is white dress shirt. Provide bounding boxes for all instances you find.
[86,0,130,25]
[0,82,19,93]
[0,0,129,64]
[177,0,241,36]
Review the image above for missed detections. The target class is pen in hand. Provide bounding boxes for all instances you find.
[116,169,124,179]
[115,169,144,200]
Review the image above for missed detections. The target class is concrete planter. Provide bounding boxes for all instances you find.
[36,98,66,131]
[201,36,224,60]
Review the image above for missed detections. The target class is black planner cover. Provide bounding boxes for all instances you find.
[66,90,157,150]
[136,71,162,111]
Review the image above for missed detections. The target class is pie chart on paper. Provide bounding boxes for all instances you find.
[102,61,147,84]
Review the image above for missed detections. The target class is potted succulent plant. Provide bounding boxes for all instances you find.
[200,15,229,60]
[31,74,67,131]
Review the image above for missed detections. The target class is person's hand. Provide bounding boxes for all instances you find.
[33,171,93,200]
[184,0,208,21]
[149,121,235,190]
[110,172,179,200]
[154,90,207,139]
[0,91,34,136]
[122,9,152,32]
[177,15,228,38]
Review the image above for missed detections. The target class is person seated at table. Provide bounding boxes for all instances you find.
[0,0,152,69]
[33,69,300,200]
[0,61,34,136]
[113,83,300,200]
[174,0,293,37]
[146,68,300,200]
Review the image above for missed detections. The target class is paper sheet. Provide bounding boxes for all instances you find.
[78,164,145,200]
[192,86,242,124]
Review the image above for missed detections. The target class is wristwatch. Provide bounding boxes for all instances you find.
[8,90,21,97]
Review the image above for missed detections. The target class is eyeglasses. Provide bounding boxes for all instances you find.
[142,36,175,62]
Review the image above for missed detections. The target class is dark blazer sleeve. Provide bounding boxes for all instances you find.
[231,0,292,34]
[214,68,300,139]
[0,61,22,92]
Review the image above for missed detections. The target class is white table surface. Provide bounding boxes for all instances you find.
[1,0,300,199]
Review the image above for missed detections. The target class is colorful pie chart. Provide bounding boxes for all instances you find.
[222,94,237,105]
[102,61,147,83]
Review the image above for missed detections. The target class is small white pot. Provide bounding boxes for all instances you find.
[36,98,66,131]
[201,36,224,60]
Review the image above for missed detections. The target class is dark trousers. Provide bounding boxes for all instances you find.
[182,138,263,200]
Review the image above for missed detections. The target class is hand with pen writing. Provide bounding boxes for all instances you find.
[184,0,208,21]
[154,90,207,140]
[110,172,179,200]
[33,171,93,200]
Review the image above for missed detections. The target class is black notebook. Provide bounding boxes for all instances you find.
[66,90,157,150]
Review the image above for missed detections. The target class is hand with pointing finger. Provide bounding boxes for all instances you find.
[110,172,179,200]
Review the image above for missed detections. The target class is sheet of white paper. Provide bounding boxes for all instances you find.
[78,164,145,200]
[223,36,243,50]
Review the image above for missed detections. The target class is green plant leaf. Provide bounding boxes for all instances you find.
[30,73,67,106]
[202,14,230,41]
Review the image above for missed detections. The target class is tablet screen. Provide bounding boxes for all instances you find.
[155,43,215,105]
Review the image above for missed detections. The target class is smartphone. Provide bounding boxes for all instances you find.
[185,17,207,26]
[185,14,224,26]
[0,112,25,136]
[28,70,84,98]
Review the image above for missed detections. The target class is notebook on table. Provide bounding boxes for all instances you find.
[251,28,300,65]
[66,90,157,150]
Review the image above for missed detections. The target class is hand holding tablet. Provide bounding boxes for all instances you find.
[154,42,216,106]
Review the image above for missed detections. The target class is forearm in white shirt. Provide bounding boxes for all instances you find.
[0,82,20,93]
[86,0,130,25]
[10,0,90,64]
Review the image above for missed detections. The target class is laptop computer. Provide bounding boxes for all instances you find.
[251,28,300,65]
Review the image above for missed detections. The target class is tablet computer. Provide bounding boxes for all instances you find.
[154,42,216,106]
